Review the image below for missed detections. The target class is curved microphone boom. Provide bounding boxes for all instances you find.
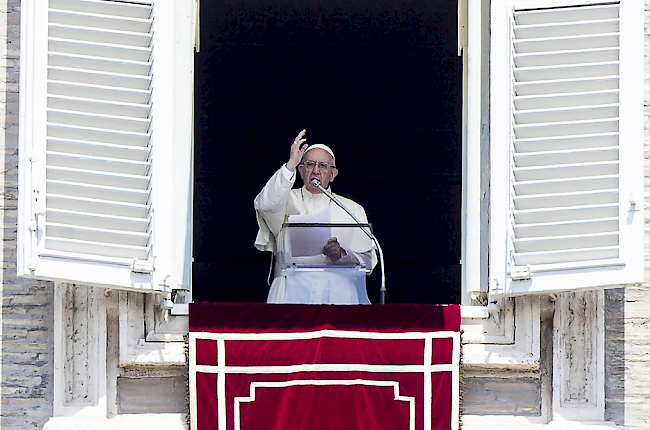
[311,179,387,304]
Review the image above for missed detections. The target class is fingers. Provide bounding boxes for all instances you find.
[293,129,307,147]
[322,237,341,259]
[287,130,308,171]
[295,129,306,141]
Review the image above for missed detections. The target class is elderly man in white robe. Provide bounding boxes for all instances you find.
[254,129,378,304]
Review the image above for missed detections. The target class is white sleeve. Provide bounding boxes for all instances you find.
[254,165,296,251]
[281,164,296,182]
[254,164,295,213]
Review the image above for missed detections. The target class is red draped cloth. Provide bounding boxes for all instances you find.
[189,303,460,430]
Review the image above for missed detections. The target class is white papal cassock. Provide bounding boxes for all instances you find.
[255,165,377,304]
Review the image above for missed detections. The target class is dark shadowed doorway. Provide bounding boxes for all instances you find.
[193,0,462,304]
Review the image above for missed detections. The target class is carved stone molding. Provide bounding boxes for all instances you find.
[53,283,107,417]
[553,289,605,421]
[462,296,541,368]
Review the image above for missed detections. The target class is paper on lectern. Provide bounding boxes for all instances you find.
[287,207,331,257]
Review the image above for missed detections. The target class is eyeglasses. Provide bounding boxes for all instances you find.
[301,160,336,170]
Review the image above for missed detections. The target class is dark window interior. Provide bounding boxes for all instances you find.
[193,0,462,304]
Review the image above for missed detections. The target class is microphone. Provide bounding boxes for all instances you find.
[310,178,387,304]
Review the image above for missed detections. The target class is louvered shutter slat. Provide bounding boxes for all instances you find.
[514,190,618,210]
[514,34,619,54]
[48,181,149,205]
[514,204,618,227]
[47,152,150,176]
[49,24,152,47]
[48,81,151,104]
[514,232,618,253]
[47,194,149,218]
[514,175,618,195]
[46,223,149,246]
[514,47,619,68]
[513,5,619,25]
[514,104,618,123]
[49,53,151,75]
[514,247,619,266]
[514,147,618,167]
[47,166,150,189]
[48,109,150,132]
[48,95,151,118]
[514,218,619,238]
[515,90,618,110]
[47,124,149,146]
[514,119,618,139]
[49,10,152,33]
[47,138,150,161]
[47,208,149,232]
[48,67,151,89]
[514,161,618,182]
[514,132,618,152]
[514,19,619,39]
[515,62,618,81]
[49,38,151,62]
[515,76,619,96]
[51,0,153,18]
[45,237,150,260]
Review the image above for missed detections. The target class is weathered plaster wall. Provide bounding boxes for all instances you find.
[0,0,55,429]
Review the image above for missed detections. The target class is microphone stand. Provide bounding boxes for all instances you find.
[312,179,387,304]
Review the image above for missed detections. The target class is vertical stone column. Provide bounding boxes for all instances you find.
[52,283,107,418]
[553,289,605,421]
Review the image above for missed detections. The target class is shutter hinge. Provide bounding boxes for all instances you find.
[510,264,531,281]
[131,258,154,274]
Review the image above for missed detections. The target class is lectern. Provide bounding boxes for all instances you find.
[277,223,373,304]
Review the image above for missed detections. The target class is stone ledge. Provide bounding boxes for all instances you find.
[120,341,186,366]
[462,415,620,430]
[44,414,187,430]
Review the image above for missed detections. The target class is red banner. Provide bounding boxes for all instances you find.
[189,303,460,430]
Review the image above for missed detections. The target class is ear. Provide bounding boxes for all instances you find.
[329,167,338,182]
[297,164,307,181]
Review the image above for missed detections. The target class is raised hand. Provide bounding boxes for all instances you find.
[286,129,307,171]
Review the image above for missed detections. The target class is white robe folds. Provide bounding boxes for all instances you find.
[254,165,377,304]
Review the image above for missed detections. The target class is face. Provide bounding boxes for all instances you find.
[298,148,338,193]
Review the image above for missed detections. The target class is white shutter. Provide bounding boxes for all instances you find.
[18,0,194,292]
[490,0,643,295]
[45,0,154,264]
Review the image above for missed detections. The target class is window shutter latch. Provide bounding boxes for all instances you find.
[30,156,45,217]
[510,264,531,281]
[629,194,639,212]
[131,258,154,274]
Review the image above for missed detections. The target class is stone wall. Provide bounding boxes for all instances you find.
[0,1,55,429]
